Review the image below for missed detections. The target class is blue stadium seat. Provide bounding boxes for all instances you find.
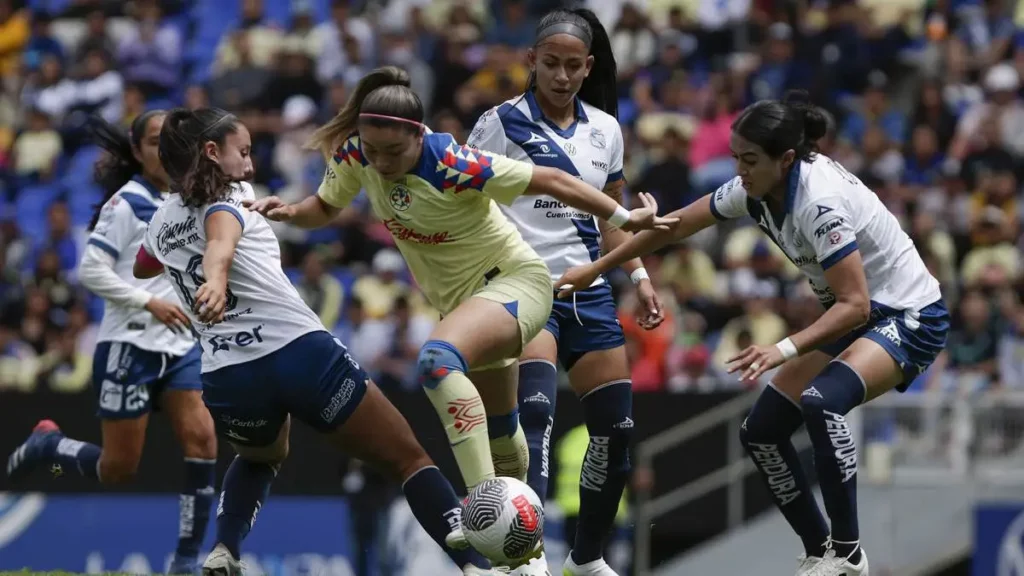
[67,183,104,227]
[63,146,101,185]
[14,183,63,234]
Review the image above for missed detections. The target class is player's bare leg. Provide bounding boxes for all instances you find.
[326,379,492,574]
[417,296,527,490]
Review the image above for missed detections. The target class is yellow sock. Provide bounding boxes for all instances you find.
[490,422,529,481]
[422,371,495,490]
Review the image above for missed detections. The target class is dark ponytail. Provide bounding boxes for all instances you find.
[732,89,830,161]
[529,9,619,118]
[158,107,240,207]
[306,66,423,158]
[86,110,164,230]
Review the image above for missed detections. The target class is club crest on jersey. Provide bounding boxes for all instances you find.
[563,142,577,156]
[389,184,412,212]
[589,128,606,149]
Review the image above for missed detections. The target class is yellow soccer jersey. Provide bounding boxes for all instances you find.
[318,132,544,313]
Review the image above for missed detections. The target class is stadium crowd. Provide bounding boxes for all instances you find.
[2,0,1024,403]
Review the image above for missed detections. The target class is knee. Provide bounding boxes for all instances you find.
[416,340,468,389]
[518,362,557,428]
[799,362,866,423]
[99,453,141,484]
[179,414,218,461]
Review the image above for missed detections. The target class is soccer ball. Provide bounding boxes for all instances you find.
[461,477,544,564]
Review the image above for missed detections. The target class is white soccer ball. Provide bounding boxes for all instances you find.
[461,477,544,564]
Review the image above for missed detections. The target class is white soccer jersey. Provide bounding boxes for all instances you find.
[710,154,941,311]
[142,182,324,372]
[87,177,195,356]
[467,92,625,285]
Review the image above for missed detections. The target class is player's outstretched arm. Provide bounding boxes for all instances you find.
[244,195,341,229]
[555,194,719,296]
[526,167,678,233]
[195,210,243,324]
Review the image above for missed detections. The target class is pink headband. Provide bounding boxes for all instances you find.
[359,113,425,132]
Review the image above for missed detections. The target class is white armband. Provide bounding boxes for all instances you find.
[775,337,799,361]
[607,205,630,228]
[630,268,650,285]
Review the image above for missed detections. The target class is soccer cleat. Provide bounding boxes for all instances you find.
[464,564,503,575]
[6,420,61,481]
[202,544,243,576]
[805,547,869,576]
[562,552,619,576]
[511,552,552,576]
[446,526,470,550]
[796,552,823,575]
[168,554,200,575]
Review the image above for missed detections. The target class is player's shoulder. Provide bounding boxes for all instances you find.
[330,135,369,169]
[578,102,620,135]
[110,179,161,223]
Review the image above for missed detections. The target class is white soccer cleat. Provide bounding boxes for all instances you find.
[511,551,551,576]
[805,547,868,576]
[796,552,823,575]
[562,552,619,576]
[446,526,470,550]
[202,544,243,576]
[463,564,503,575]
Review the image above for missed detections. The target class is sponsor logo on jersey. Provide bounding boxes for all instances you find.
[383,219,453,245]
[589,127,606,149]
[873,318,902,347]
[156,215,200,255]
[591,160,608,171]
[532,199,591,220]
[388,184,412,212]
[814,204,834,220]
[563,142,577,156]
[748,439,801,506]
[221,415,269,428]
[829,231,842,245]
[207,325,266,354]
[580,436,609,492]
[814,217,844,238]
[321,378,358,423]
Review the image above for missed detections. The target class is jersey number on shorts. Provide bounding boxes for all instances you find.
[168,254,239,312]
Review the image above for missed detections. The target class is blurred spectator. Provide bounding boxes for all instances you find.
[213,0,283,72]
[208,32,271,110]
[486,0,534,48]
[351,249,416,319]
[313,0,375,84]
[32,46,123,124]
[23,12,64,71]
[12,107,62,181]
[0,0,29,80]
[296,250,344,330]
[73,9,116,66]
[116,0,181,101]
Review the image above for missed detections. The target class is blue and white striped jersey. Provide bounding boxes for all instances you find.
[86,177,196,356]
[468,92,625,286]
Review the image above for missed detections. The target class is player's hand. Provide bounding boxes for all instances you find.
[620,193,679,233]
[243,196,294,222]
[635,280,665,330]
[144,297,191,334]
[726,344,785,384]
[194,281,228,324]
[555,264,600,298]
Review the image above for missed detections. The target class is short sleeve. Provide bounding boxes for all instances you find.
[796,198,858,270]
[607,125,625,184]
[436,141,534,206]
[203,182,254,230]
[317,136,366,209]
[466,107,506,155]
[709,177,748,220]
[88,195,143,259]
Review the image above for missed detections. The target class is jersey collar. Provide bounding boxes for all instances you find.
[525,91,589,139]
[131,175,163,199]
[784,160,801,214]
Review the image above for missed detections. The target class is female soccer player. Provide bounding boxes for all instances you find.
[136,107,494,576]
[556,91,948,576]
[466,9,661,576]
[246,66,673,510]
[6,112,218,575]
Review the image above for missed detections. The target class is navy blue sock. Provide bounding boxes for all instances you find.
[174,458,217,567]
[573,380,632,565]
[801,361,867,564]
[518,361,558,501]
[44,435,101,480]
[740,385,830,557]
[402,465,490,570]
[216,456,277,560]
[487,408,520,439]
